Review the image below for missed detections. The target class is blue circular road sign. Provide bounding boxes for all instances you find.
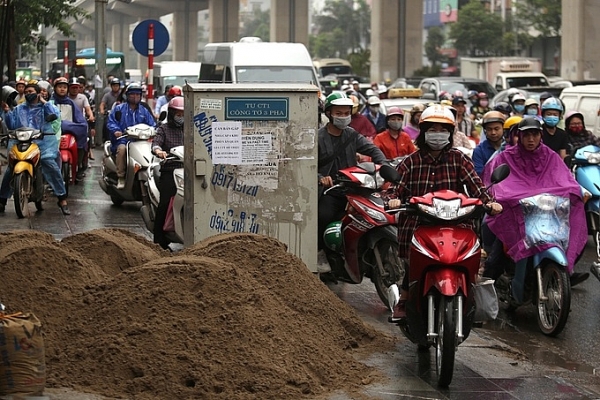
[132,19,170,57]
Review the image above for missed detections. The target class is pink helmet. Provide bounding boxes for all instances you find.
[168,96,184,111]
[386,106,404,119]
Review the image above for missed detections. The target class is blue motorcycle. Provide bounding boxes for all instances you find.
[571,144,600,280]
[494,193,572,336]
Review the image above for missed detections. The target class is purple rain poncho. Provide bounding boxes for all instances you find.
[483,142,587,273]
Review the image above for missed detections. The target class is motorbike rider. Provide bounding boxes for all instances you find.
[157,86,183,124]
[151,97,184,250]
[510,93,526,117]
[153,84,174,117]
[472,111,506,176]
[51,77,89,181]
[482,117,589,286]
[107,82,156,190]
[493,101,512,119]
[470,92,491,121]
[99,78,122,141]
[453,97,477,138]
[524,98,541,119]
[348,95,376,139]
[67,77,96,173]
[404,103,425,141]
[565,110,600,154]
[14,79,26,104]
[362,96,386,133]
[386,104,503,322]
[541,97,568,159]
[317,92,387,273]
[373,107,416,159]
[0,81,70,215]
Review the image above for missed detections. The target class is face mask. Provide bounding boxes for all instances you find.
[570,126,584,134]
[369,106,379,114]
[25,93,38,103]
[479,100,489,107]
[174,115,184,126]
[424,131,450,150]
[526,108,538,116]
[543,116,559,127]
[514,104,525,113]
[388,121,402,131]
[332,115,351,130]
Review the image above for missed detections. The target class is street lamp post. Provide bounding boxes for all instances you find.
[95,0,107,147]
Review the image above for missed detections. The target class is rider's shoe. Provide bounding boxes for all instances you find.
[570,272,590,287]
[116,178,126,190]
[316,250,331,273]
[388,300,407,323]
[58,202,71,216]
[0,203,4,213]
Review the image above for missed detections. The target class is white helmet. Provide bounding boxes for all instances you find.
[365,89,375,97]
[419,104,456,132]
[367,95,381,106]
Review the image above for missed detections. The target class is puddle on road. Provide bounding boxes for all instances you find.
[479,316,598,375]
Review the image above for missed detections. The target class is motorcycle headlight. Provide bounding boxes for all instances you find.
[585,151,600,164]
[351,172,384,189]
[15,129,35,141]
[418,198,475,220]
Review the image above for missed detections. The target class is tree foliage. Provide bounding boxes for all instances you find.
[309,0,371,60]
[424,26,445,66]
[449,0,504,56]
[515,0,561,37]
[14,0,89,55]
[240,8,270,41]
[1,0,88,80]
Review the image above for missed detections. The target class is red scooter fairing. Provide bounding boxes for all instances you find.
[60,132,78,185]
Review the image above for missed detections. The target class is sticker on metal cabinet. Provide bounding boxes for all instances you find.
[225,97,289,121]
[200,98,222,110]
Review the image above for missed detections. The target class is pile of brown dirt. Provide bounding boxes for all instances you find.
[0,230,396,399]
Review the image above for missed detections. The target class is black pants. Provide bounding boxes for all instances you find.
[154,169,177,249]
[318,190,347,251]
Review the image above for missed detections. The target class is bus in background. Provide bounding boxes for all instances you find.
[48,48,126,82]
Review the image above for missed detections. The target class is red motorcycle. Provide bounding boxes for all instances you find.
[59,132,78,193]
[322,162,403,307]
[380,163,509,387]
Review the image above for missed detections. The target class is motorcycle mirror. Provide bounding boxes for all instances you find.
[379,164,401,183]
[1,85,18,107]
[45,113,58,122]
[159,110,167,121]
[490,163,510,184]
[115,110,122,122]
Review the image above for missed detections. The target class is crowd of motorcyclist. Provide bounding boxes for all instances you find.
[0,75,184,250]
[317,83,599,321]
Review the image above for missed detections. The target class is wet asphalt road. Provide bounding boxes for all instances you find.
[2,148,600,399]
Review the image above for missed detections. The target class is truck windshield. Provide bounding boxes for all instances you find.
[236,66,317,84]
[319,66,352,76]
[506,77,549,88]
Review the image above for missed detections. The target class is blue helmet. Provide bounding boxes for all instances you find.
[541,97,563,114]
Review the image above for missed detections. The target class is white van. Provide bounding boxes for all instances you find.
[198,37,319,86]
[560,84,600,136]
[153,61,201,96]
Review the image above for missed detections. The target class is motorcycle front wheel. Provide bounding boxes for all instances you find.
[61,162,70,196]
[536,262,571,336]
[13,173,30,219]
[371,239,404,306]
[436,295,456,387]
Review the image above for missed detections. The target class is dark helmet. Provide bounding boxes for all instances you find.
[68,77,81,87]
[109,77,121,85]
[493,101,512,116]
[539,91,553,103]
[125,82,143,95]
[517,116,542,131]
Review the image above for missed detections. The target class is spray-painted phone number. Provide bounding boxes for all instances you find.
[209,209,260,234]
[211,164,259,197]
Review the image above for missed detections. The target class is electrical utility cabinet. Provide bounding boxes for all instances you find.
[183,83,320,271]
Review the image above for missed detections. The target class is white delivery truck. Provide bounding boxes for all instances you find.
[153,61,201,97]
[198,37,320,87]
[460,57,549,90]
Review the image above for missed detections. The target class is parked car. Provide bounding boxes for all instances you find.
[418,77,497,105]
[491,87,564,107]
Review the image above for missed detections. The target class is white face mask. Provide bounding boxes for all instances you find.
[332,115,351,130]
[388,121,402,131]
[425,131,450,150]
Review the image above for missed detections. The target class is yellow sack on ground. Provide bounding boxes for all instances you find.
[0,313,46,396]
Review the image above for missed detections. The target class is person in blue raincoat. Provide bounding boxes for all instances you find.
[106,83,156,189]
[51,76,89,181]
[0,81,70,215]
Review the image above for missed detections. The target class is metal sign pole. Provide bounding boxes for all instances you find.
[95,0,107,147]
